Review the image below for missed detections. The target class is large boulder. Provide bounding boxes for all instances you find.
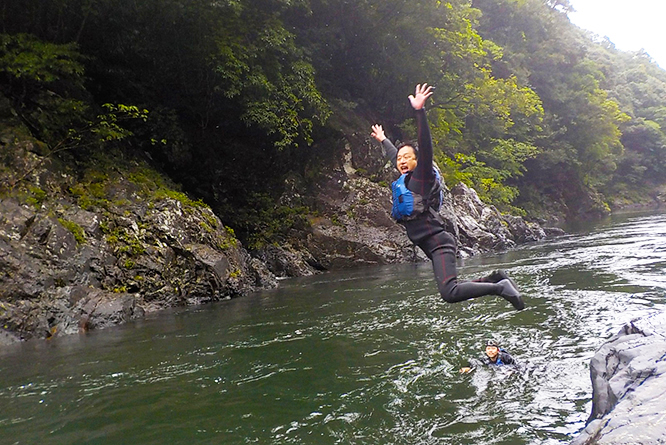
[255,136,547,276]
[450,182,545,255]
[0,128,277,341]
[571,312,666,444]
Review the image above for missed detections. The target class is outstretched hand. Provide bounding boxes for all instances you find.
[370,124,386,143]
[408,83,434,110]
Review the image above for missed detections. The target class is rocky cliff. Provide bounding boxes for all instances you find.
[1,113,548,343]
[0,127,278,343]
[252,121,548,278]
[571,312,666,444]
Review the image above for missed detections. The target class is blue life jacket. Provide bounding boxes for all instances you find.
[491,349,512,366]
[391,167,443,221]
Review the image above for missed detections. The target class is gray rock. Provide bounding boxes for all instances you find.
[571,312,666,444]
[544,226,567,237]
[0,329,21,345]
[0,112,553,341]
[261,138,546,277]
[0,129,277,341]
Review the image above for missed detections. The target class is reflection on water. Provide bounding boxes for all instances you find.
[1,211,665,444]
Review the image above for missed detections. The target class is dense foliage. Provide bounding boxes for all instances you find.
[2,0,666,239]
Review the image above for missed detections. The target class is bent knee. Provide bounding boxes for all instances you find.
[439,291,457,303]
[438,281,459,303]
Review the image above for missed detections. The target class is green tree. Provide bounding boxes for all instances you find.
[0,33,149,190]
[0,33,88,144]
[584,40,666,191]
[473,0,629,219]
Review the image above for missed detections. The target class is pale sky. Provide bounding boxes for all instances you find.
[568,0,666,68]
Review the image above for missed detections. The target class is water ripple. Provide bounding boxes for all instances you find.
[2,212,666,444]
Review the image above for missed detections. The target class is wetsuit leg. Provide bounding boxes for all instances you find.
[419,231,500,303]
[474,270,509,283]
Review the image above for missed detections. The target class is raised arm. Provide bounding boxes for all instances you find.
[407,83,436,194]
[371,124,399,167]
[408,83,434,111]
[371,124,386,143]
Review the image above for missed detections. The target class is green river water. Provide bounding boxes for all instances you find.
[2,211,666,444]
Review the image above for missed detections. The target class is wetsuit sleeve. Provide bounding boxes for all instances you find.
[382,138,398,169]
[500,352,516,365]
[467,357,487,368]
[407,108,436,195]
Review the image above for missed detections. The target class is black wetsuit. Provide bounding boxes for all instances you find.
[382,108,504,303]
[468,351,517,368]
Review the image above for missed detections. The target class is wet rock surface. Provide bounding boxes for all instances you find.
[571,312,666,445]
[0,132,275,342]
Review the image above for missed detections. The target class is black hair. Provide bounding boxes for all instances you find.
[396,141,419,159]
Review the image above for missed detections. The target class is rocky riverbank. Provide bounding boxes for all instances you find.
[0,129,278,343]
[571,312,666,444]
[0,115,550,343]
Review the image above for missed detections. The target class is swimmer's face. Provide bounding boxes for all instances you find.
[485,345,499,361]
[396,146,417,174]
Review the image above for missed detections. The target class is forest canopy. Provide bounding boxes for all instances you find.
[2,0,666,241]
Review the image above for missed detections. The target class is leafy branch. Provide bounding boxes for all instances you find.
[10,104,149,189]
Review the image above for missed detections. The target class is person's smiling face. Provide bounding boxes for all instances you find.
[485,345,500,362]
[396,146,417,174]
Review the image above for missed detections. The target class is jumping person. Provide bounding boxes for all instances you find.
[459,339,517,373]
[370,83,524,310]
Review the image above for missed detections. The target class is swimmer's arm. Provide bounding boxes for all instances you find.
[459,358,483,373]
[371,124,398,167]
